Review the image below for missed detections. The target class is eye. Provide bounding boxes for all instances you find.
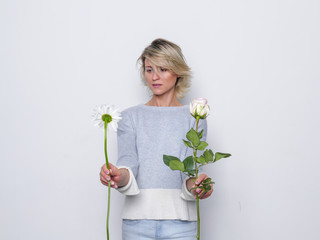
[160,68,167,72]
[145,68,152,73]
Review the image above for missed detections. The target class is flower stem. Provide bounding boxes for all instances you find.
[195,117,200,240]
[196,117,200,133]
[197,196,200,240]
[104,122,109,169]
[104,121,111,240]
[107,182,110,239]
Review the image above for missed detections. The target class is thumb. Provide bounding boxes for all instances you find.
[109,163,121,176]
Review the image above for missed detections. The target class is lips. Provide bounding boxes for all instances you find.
[152,84,162,88]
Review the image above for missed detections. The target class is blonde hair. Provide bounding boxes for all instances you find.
[137,38,191,99]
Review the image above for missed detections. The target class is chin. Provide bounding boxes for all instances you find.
[151,90,164,95]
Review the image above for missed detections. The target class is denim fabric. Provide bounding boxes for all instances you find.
[122,219,197,240]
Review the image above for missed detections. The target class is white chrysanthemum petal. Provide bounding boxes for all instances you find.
[92,104,122,132]
[110,122,117,132]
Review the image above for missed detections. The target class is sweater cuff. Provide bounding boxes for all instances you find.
[116,166,140,195]
[180,177,196,201]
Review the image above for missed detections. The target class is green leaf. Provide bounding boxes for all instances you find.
[202,178,215,192]
[203,184,212,192]
[204,149,214,162]
[163,155,180,166]
[196,141,208,150]
[198,129,204,139]
[187,169,196,176]
[190,179,215,192]
[196,156,206,164]
[183,139,192,148]
[186,128,200,147]
[203,177,212,184]
[189,186,199,192]
[214,152,232,162]
[183,156,194,172]
[169,160,185,172]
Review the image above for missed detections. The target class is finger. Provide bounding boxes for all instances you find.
[190,184,197,197]
[200,189,212,199]
[104,163,116,175]
[101,164,111,175]
[100,173,109,185]
[100,169,121,187]
[112,173,123,183]
[195,173,207,185]
[109,164,121,176]
[107,179,118,189]
[100,178,118,189]
[195,187,204,197]
[100,166,112,180]
[100,179,109,186]
[199,186,213,199]
[199,190,212,199]
[107,163,121,177]
[104,164,116,176]
[102,163,108,171]
[100,172,114,186]
[100,171,110,183]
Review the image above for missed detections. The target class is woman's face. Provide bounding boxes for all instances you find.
[144,59,179,97]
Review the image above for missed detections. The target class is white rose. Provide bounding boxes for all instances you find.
[190,98,210,119]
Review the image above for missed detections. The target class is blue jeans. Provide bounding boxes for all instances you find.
[122,219,197,240]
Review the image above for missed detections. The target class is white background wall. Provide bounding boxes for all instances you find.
[1,0,319,239]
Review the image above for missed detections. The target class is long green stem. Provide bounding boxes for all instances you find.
[104,122,110,240]
[195,117,200,240]
[107,182,110,239]
[197,197,200,240]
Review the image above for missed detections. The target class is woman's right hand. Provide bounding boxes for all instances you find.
[100,163,129,188]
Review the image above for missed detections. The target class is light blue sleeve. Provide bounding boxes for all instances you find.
[116,110,139,177]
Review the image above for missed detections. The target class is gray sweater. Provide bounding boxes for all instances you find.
[117,104,207,220]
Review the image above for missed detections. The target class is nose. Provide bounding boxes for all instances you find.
[152,71,160,81]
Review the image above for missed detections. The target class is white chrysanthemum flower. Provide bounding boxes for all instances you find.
[92,105,122,132]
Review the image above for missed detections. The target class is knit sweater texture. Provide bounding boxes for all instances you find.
[116,104,207,220]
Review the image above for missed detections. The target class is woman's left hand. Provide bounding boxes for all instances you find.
[187,173,213,199]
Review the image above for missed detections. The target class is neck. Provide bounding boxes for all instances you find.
[146,94,182,107]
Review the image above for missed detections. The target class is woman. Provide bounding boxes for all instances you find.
[100,38,213,239]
